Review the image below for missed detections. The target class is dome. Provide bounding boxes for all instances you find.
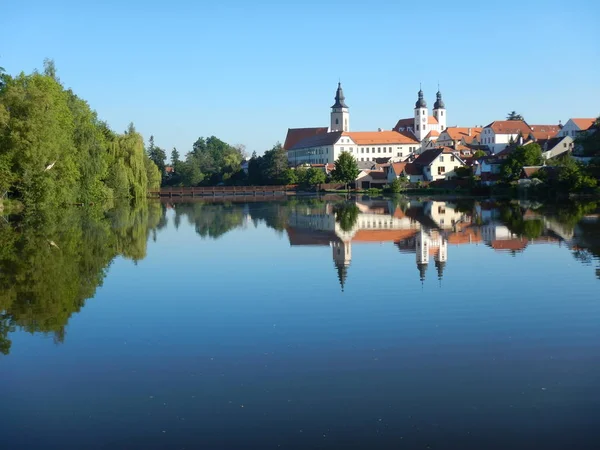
[415,89,427,109]
[434,90,445,109]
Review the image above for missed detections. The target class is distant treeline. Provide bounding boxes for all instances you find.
[0,60,160,208]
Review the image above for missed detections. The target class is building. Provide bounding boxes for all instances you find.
[557,118,596,138]
[286,83,420,166]
[479,120,533,154]
[413,148,465,181]
[392,87,448,141]
[435,127,482,148]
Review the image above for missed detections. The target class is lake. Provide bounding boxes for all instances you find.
[1,196,600,449]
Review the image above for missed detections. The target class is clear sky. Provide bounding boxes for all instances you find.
[1,0,599,156]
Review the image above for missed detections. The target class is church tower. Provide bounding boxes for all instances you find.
[331,82,349,132]
[414,87,428,141]
[416,230,429,282]
[332,239,352,291]
[433,89,447,131]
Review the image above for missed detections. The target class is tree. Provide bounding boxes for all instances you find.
[43,58,58,81]
[387,177,407,193]
[262,142,288,184]
[501,143,543,180]
[171,147,180,166]
[506,111,524,121]
[305,167,326,187]
[473,150,487,159]
[334,202,359,232]
[331,151,359,191]
[575,116,600,157]
[555,155,597,191]
[146,135,167,177]
[282,168,298,185]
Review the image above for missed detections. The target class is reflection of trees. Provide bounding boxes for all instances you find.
[0,202,164,355]
[499,204,544,239]
[334,203,359,232]
[173,203,246,239]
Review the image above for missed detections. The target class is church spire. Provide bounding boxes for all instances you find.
[332,82,348,108]
[415,86,427,108]
[434,88,445,109]
[336,263,348,292]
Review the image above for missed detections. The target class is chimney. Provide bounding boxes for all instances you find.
[468,128,472,136]
[378,128,383,132]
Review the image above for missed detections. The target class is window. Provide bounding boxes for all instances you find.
[378,147,381,152]
[361,158,364,161]
[361,148,364,153]
[417,125,420,131]
[422,110,425,115]
[439,156,444,162]
[336,118,339,125]
[563,143,567,148]
[367,148,370,153]
[423,125,426,130]
[451,155,455,162]
[438,166,446,174]
[441,111,444,116]
[349,147,353,152]
[397,152,400,156]
[340,147,344,151]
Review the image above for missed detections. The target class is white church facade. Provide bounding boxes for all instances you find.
[285,83,448,166]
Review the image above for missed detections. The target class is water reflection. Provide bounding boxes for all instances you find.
[1,197,598,356]
[164,197,600,287]
[0,202,166,355]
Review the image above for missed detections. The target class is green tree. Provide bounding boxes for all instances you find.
[171,147,180,166]
[575,116,600,157]
[282,168,298,185]
[261,142,288,184]
[334,202,359,232]
[387,177,407,193]
[501,144,543,180]
[147,135,167,177]
[473,150,487,159]
[305,167,326,187]
[331,151,359,191]
[506,111,525,121]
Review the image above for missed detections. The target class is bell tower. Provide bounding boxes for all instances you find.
[331,82,349,132]
[414,86,428,141]
[433,88,447,131]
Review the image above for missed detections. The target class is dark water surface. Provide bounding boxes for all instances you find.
[1,197,600,449]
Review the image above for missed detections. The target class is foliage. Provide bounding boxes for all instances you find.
[331,152,359,189]
[147,135,167,177]
[333,202,359,232]
[385,177,407,193]
[574,117,600,157]
[0,202,166,355]
[0,61,158,207]
[245,144,288,185]
[506,111,525,121]
[554,155,597,191]
[501,144,543,180]
[180,136,245,186]
[454,166,472,179]
[297,167,326,188]
[473,150,487,159]
[281,168,298,185]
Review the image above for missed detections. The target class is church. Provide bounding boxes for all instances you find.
[284,83,448,166]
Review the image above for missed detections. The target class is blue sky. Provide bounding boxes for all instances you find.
[1,0,599,156]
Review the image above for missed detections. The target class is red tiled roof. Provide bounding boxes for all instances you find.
[491,239,528,251]
[343,130,419,145]
[424,130,440,139]
[441,127,482,141]
[391,162,407,176]
[571,118,595,130]
[485,120,532,135]
[529,125,560,139]
[428,116,439,125]
[284,127,329,150]
[353,229,417,243]
[521,166,543,178]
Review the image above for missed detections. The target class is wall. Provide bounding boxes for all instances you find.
[426,153,464,181]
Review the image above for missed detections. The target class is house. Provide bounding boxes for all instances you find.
[435,127,482,148]
[557,118,596,138]
[356,169,388,189]
[536,135,574,159]
[528,124,561,141]
[386,162,407,184]
[413,148,465,181]
[405,163,425,182]
[480,120,533,154]
[473,155,504,185]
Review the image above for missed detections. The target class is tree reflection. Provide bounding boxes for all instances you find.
[334,202,359,232]
[0,202,165,355]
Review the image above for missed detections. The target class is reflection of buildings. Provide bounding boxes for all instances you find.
[285,199,572,290]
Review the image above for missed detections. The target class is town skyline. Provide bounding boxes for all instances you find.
[2,0,598,155]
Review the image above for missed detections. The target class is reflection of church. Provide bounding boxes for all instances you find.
[284,198,565,290]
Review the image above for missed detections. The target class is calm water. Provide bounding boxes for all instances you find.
[1,197,600,450]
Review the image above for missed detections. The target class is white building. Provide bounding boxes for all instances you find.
[479,120,533,154]
[557,118,596,138]
[286,83,420,166]
[393,87,447,141]
[413,148,465,181]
